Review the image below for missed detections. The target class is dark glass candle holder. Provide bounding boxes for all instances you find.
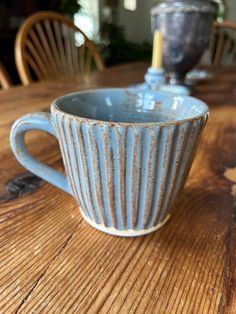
[151,0,215,86]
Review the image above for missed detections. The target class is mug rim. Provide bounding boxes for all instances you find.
[51,88,209,127]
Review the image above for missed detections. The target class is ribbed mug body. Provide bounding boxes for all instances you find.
[52,102,207,236]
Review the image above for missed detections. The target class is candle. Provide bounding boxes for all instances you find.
[151,31,163,69]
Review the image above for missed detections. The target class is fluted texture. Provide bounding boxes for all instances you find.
[53,112,208,231]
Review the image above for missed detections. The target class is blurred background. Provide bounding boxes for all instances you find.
[0,0,232,84]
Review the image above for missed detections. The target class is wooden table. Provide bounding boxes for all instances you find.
[0,63,236,313]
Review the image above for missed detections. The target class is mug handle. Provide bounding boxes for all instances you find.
[10,112,72,195]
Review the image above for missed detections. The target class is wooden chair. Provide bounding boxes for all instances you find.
[0,63,12,90]
[15,11,105,86]
[201,21,236,67]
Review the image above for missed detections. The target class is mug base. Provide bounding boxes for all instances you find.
[80,210,171,237]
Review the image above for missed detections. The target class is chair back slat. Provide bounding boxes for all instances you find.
[53,20,68,74]
[213,28,225,66]
[26,38,51,78]
[85,45,92,73]
[25,53,45,80]
[79,44,85,73]
[202,21,236,67]
[15,11,105,85]
[0,63,12,90]
[28,29,55,77]
[34,22,59,77]
[222,37,233,65]
[63,24,74,76]
[44,20,63,74]
[69,30,80,74]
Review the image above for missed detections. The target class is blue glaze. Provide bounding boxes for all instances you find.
[134,67,190,95]
[71,120,94,220]
[10,88,209,237]
[111,127,124,230]
[144,67,166,91]
[95,125,113,226]
[159,84,191,96]
[81,123,103,224]
[55,89,207,123]
[125,127,136,229]
[10,113,71,194]
[137,128,151,229]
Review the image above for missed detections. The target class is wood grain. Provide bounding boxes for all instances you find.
[0,62,236,313]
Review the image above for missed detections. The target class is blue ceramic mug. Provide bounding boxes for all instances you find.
[10,89,208,237]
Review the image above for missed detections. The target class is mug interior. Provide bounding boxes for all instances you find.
[53,89,208,124]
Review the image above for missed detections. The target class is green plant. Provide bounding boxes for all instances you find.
[100,22,152,65]
[212,0,226,22]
